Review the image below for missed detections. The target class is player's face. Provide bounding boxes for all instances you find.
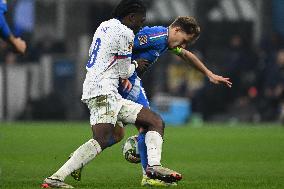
[169,28,196,49]
[129,12,146,34]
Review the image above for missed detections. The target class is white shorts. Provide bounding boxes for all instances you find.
[84,94,143,126]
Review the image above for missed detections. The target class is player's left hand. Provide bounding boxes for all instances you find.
[136,58,150,77]
[208,73,232,88]
[121,79,132,92]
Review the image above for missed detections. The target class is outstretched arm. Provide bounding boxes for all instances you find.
[171,47,232,88]
[0,12,26,54]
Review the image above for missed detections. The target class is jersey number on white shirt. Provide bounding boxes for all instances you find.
[86,38,101,68]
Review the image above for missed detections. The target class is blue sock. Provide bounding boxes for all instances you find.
[137,132,148,172]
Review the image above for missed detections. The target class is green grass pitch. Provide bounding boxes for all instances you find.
[0,122,284,189]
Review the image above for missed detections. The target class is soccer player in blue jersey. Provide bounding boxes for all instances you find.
[0,0,26,54]
[71,16,232,187]
[119,16,232,186]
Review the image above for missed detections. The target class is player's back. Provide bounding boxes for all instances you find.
[82,18,134,100]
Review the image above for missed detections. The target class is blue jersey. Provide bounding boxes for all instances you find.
[119,26,169,107]
[0,0,10,39]
[132,26,168,64]
[0,0,7,13]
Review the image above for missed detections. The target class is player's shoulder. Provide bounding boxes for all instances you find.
[100,18,134,38]
[112,19,134,38]
[135,26,168,47]
[138,26,167,37]
[120,25,135,38]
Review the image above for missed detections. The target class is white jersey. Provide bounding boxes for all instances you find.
[82,18,135,100]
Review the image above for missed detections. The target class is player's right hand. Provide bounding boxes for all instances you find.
[208,73,232,88]
[11,36,27,55]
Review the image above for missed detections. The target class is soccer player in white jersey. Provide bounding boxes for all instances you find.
[42,0,181,188]
[69,16,233,187]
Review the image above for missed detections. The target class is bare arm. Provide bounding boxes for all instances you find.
[174,48,232,88]
[0,12,26,55]
[8,35,27,55]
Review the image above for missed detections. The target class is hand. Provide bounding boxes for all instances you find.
[207,72,232,88]
[121,79,132,92]
[136,58,150,76]
[10,36,27,55]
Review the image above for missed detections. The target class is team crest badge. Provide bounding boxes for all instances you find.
[138,35,147,45]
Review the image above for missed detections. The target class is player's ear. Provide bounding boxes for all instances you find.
[173,27,182,34]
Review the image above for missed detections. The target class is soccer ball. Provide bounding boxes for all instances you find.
[122,135,141,164]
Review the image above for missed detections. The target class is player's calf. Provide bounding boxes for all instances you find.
[91,123,116,150]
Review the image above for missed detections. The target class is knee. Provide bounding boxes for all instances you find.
[151,113,165,134]
[94,136,110,150]
[154,113,164,127]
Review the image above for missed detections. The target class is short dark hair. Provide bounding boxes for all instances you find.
[112,0,146,19]
[170,16,201,38]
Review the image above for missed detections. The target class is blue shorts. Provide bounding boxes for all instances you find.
[118,76,149,108]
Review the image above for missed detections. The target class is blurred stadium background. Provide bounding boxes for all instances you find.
[0,0,284,124]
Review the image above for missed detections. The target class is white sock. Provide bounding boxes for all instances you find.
[50,139,102,181]
[145,131,163,166]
